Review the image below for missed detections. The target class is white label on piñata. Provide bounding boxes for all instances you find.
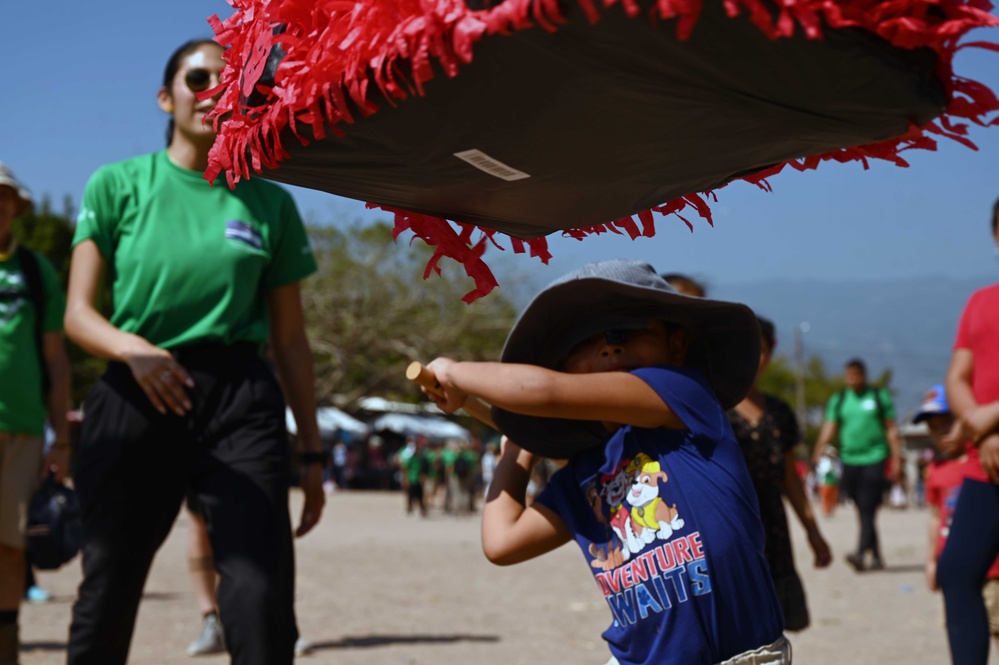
[454,149,531,181]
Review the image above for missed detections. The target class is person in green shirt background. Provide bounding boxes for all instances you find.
[812,358,903,573]
[62,39,324,665]
[396,436,429,518]
[452,441,480,515]
[0,161,72,665]
[424,440,445,511]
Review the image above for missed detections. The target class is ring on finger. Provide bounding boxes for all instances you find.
[161,370,172,381]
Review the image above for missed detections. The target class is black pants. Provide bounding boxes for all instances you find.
[67,346,297,665]
[840,460,886,559]
[938,478,999,665]
[406,480,426,515]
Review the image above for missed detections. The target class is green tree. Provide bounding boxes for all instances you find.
[302,221,519,407]
[14,197,107,404]
[12,195,75,280]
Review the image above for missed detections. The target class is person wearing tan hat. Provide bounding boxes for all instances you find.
[0,165,32,223]
[0,162,71,665]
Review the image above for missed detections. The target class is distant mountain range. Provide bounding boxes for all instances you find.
[714,274,996,417]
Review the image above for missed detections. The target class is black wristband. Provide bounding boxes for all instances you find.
[300,451,328,466]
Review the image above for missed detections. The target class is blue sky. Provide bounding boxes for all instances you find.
[3,0,998,294]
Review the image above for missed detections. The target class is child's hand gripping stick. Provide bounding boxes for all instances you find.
[406,361,497,430]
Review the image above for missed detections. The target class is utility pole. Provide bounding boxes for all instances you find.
[794,323,809,428]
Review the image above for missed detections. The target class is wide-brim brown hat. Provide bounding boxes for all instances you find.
[0,162,33,219]
[492,258,760,458]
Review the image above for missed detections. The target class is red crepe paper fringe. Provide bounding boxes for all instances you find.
[205,0,999,302]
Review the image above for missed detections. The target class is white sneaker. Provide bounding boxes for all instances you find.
[187,612,226,656]
[294,637,313,656]
[25,585,53,604]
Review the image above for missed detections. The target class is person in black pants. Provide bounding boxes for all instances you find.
[937,197,999,665]
[812,359,903,571]
[63,39,325,665]
[838,461,889,568]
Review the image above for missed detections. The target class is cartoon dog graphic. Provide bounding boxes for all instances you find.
[625,453,684,544]
[599,463,644,556]
[587,486,628,571]
[589,540,627,572]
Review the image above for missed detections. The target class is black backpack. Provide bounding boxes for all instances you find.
[25,476,82,570]
[0,246,50,398]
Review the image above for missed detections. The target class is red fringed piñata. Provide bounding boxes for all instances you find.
[204,0,999,301]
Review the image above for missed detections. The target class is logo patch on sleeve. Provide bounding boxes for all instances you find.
[225,220,264,250]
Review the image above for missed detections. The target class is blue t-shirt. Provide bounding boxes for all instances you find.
[535,366,783,665]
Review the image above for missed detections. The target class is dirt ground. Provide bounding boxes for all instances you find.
[18,489,999,664]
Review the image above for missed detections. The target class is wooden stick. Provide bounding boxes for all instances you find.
[406,361,497,429]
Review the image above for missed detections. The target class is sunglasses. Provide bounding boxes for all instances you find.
[183,68,223,94]
[570,325,652,355]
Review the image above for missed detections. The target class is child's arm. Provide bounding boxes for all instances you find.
[426,358,686,429]
[927,505,941,591]
[782,451,831,568]
[481,438,573,565]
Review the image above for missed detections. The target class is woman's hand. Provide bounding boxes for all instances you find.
[42,446,71,483]
[295,464,325,537]
[980,434,999,484]
[423,357,468,414]
[941,419,970,457]
[807,527,832,568]
[121,338,194,415]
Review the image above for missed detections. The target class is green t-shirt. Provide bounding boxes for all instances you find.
[73,151,316,348]
[824,387,895,466]
[441,448,459,476]
[423,449,441,480]
[456,449,479,480]
[0,250,65,434]
[401,449,426,485]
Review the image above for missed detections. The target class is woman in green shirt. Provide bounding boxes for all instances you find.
[63,39,324,665]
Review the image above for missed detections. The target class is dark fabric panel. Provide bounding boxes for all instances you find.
[252,0,945,238]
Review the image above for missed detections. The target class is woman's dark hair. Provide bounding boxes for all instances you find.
[757,316,776,351]
[845,357,867,375]
[162,39,220,146]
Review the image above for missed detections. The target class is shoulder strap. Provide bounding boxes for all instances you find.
[873,388,888,428]
[15,246,50,398]
[834,389,846,426]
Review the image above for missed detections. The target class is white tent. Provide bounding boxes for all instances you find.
[370,413,469,441]
[285,407,370,437]
[355,396,438,414]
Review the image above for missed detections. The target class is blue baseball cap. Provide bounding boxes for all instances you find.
[912,384,950,423]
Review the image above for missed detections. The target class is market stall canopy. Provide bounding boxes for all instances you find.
[205,0,999,300]
[286,406,370,437]
[370,413,471,441]
[355,396,437,415]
